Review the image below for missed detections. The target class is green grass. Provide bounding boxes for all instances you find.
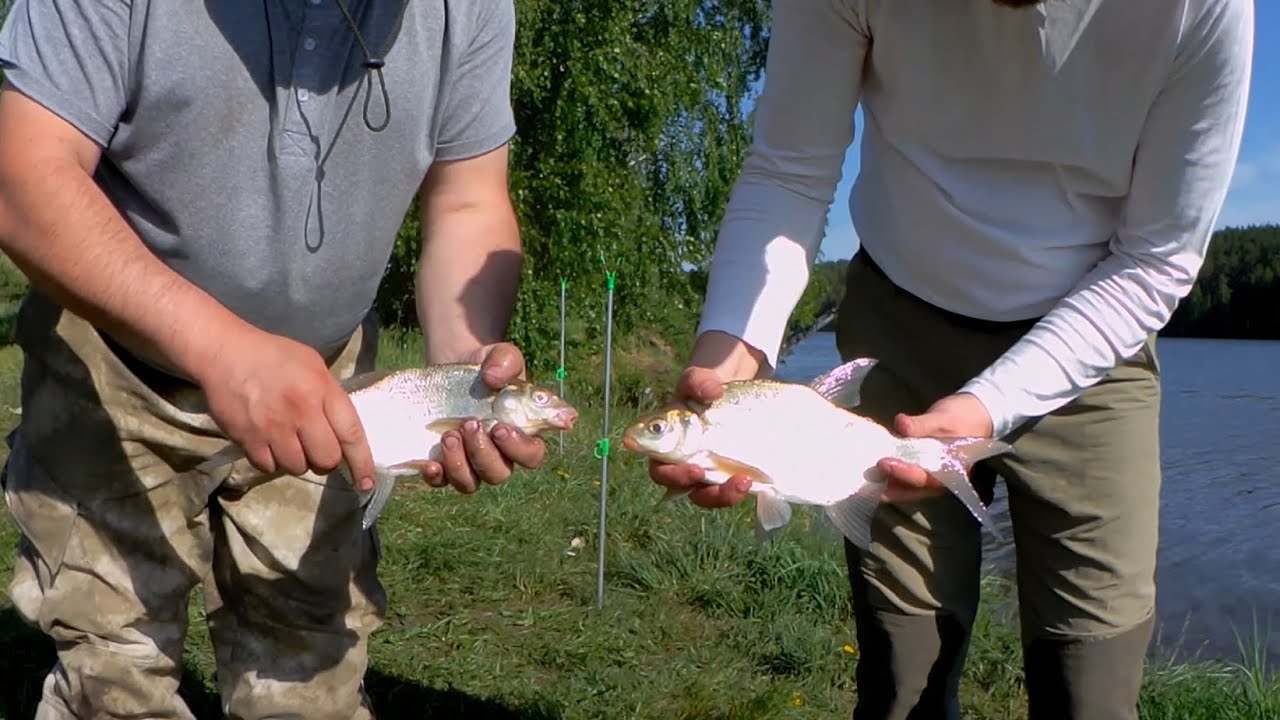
[0,331,1276,719]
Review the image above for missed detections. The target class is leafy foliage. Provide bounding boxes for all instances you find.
[374,0,772,381]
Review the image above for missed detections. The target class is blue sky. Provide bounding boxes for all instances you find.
[789,4,1279,261]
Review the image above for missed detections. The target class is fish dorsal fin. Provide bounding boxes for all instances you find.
[339,369,401,394]
[809,358,878,408]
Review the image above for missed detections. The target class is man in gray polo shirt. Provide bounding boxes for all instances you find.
[0,1,537,717]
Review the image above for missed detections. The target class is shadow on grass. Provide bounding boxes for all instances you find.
[0,606,559,720]
[363,671,562,720]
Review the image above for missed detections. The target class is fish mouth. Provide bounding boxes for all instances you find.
[552,408,579,430]
[621,432,639,451]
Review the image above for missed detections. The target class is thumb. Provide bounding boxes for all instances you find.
[678,368,725,404]
[479,343,525,387]
[893,411,940,438]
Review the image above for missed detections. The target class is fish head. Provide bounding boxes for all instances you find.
[492,381,579,434]
[621,406,704,461]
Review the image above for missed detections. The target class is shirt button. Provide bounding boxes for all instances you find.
[298,88,310,102]
[303,37,317,51]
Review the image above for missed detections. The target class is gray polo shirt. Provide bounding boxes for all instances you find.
[0,0,516,358]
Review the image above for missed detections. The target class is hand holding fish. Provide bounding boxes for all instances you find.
[629,356,1010,549]
[418,342,550,493]
[195,328,379,489]
[877,392,996,504]
[196,340,578,529]
[646,365,755,508]
[646,331,766,508]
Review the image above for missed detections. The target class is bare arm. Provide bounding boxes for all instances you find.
[0,83,254,380]
[0,83,377,487]
[415,142,522,364]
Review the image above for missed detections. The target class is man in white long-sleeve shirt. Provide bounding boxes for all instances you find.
[649,1,1254,718]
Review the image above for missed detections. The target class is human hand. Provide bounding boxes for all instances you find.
[195,327,378,491]
[419,342,549,494]
[647,331,766,509]
[877,392,994,503]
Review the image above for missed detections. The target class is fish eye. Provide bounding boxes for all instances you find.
[648,420,666,435]
[532,390,549,405]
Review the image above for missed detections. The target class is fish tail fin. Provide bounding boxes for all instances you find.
[809,358,878,408]
[823,481,884,550]
[914,436,1013,535]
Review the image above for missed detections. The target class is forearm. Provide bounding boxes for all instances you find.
[959,255,1186,437]
[959,0,1251,438]
[415,200,522,363]
[695,0,867,372]
[0,130,254,381]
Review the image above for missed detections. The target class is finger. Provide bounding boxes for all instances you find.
[877,457,935,488]
[479,343,526,387]
[460,420,513,485]
[676,368,725,404]
[687,475,752,508]
[325,390,376,492]
[894,412,951,439]
[648,459,706,488]
[440,430,479,494]
[297,417,343,475]
[419,460,448,488]
[243,440,277,475]
[491,423,546,469]
[268,432,309,477]
[881,485,949,504]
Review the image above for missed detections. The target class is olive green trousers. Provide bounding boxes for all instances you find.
[834,251,1161,720]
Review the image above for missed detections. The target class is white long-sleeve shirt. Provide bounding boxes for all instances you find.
[697,0,1254,438]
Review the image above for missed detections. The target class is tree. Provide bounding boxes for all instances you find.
[375,0,772,380]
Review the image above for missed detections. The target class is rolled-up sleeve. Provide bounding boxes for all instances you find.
[696,0,869,370]
[960,0,1254,438]
[0,0,133,147]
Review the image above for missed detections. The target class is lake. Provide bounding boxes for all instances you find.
[776,332,1280,666]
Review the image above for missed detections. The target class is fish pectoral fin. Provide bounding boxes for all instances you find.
[386,460,437,476]
[704,451,771,484]
[824,481,884,551]
[809,357,879,408]
[754,489,792,543]
[424,417,468,434]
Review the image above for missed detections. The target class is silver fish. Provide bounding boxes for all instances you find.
[198,364,579,529]
[620,358,1010,549]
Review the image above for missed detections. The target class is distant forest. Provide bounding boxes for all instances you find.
[1162,224,1280,339]
[796,223,1280,341]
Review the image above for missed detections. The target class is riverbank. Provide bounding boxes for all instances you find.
[0,333,1275,718]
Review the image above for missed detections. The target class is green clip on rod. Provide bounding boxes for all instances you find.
[596,259,616,609]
